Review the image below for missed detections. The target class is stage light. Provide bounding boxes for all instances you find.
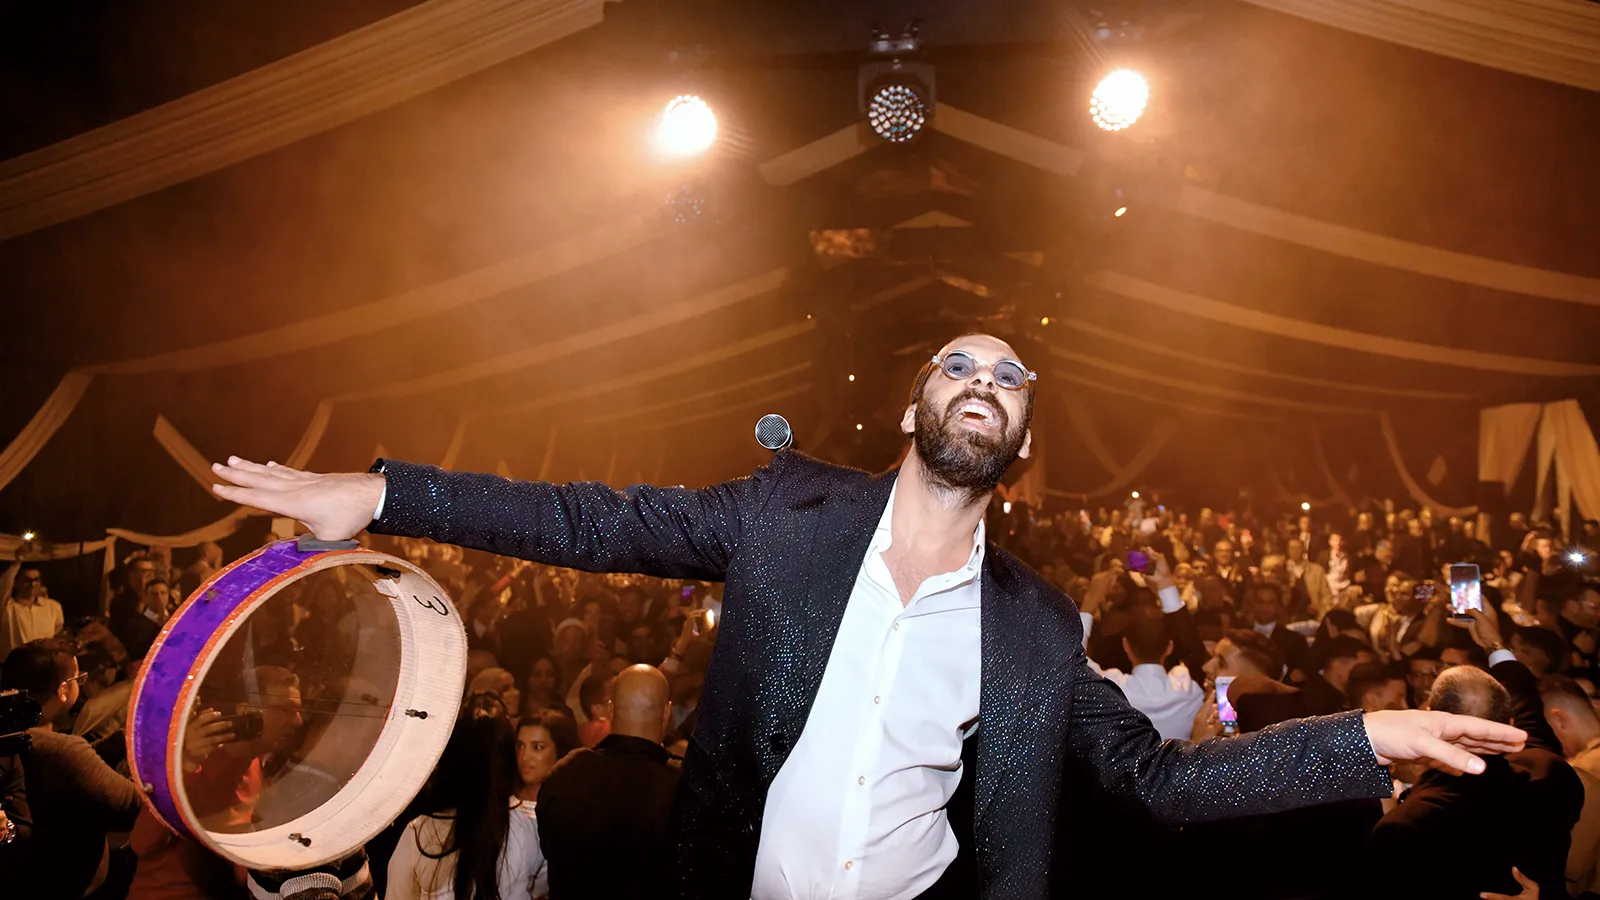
[867,83,928,143]
[21,531,34,541]
[856,423,864,431]
[1131,491,1140,499]
[654,95,718,157]
[1090,69,1149,132]
[1568,548,1589,566]
[1301,502,1311,512]
[1040,317,1051,326]
[1114,206,1128,217]
[1002,501,1013,515]
[848,374,856,382]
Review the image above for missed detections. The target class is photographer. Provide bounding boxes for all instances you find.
[1,638,142,899]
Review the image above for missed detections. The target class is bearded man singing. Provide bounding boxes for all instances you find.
[213,333,1524,900]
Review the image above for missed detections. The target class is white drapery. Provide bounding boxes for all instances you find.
[0,0,607,240]
[1378,412,1478,518]
[1048,418,1181,500]
[1534,400,1600,537]
[1235,0,1600,94]
[1476,403,1543,542]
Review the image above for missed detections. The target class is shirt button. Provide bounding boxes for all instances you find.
[893,622,900,631]
[857,775,866,785]
[873,695,881,705]
[845,861,854,871]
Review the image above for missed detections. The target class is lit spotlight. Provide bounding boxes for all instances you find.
[1301,502,1311,512]
[1090,69,1149,132]
[21,531,35,542]
[867,83,928,143]
[1131,491,1140,499]
[654,95,718,157]
[1113,206,1128,217]
[855,423,864,431]
[848,374,856,382]
[1002,501,1013,515]
[1568,547,1590,566]
[1040,316,1051,326]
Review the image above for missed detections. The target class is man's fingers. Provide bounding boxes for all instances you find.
[211,462,289,490]
[1511,867,1534,889]
[1417,734,1486,775]
[1441,715,1527,751]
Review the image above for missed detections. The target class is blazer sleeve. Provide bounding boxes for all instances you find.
[1490,658,1562,756]
[1065,642,1392,826]
[369,456,785,581]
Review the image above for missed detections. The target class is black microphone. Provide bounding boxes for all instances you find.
[755,414,793,452]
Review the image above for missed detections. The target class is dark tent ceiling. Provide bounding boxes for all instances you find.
[4,0,1598,601]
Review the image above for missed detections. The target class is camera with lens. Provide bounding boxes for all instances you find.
[0,689,43,756]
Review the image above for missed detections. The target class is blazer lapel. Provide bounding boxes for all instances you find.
[973,561,1037,821]
[765,467,897,780]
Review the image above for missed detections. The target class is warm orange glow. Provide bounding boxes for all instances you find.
[1114,206,1128,217]
[848,374,856,381]
[855,423,864,431]
[1040,316,1051,326]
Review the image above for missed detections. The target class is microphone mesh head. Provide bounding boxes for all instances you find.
[755,414,792,451]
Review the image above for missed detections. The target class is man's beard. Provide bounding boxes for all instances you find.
[913,388,1028,502]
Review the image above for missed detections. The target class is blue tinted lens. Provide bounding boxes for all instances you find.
[994,361,1027,388]
[941,354,976,378]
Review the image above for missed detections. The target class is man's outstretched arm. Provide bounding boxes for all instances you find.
[1063,639,1527,827]
[212,456,779,581]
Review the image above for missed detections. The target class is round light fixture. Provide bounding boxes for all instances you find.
[867,84,928,143]
[655,95,718,157]
[1090,69,1150,132]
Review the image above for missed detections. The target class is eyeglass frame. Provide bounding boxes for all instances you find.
[929,350,1039,390]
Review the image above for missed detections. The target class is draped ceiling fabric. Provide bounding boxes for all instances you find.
[1477,403,1543,541]
[1236,0,1600,94]
[5,2,1600,575]
[1378,413,1478,518]
[1542,400,1600,533]
[0,0,608,241]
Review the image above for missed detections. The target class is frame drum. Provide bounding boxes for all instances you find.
[127,538,467,870]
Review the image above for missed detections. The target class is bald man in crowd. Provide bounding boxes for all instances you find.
[1372,610,1582,900]
[536,664,679,900]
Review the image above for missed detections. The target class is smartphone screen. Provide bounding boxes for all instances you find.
[1413,582,1438,605]
[680,586,695,601]
[1215,675,1238,734]
[1448,564,1482,617]
[1126,550,1153,574]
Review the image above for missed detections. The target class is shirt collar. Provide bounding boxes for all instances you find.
[1253,620,1277,637]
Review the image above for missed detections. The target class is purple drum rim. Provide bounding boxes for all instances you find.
[127,538,350,837]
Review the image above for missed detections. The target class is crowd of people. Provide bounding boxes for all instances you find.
[0,491,1597,898]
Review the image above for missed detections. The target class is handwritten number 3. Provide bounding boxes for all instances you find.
[413,595,451,617]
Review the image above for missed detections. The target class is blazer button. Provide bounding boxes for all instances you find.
[769,733,788,753]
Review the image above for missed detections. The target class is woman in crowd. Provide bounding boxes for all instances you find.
[387,699,545,900]
[519,655,576,721]
[514,711,579,804]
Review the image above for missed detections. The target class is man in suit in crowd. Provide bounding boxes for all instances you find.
[214,333,1526,900]
[1372,609,1581,899]
[1241,579,1310,682]
[538,664,680,900]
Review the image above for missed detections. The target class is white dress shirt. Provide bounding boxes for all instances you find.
[0,595,64,660]
[752,481,984,900]
[1089,587,1201,741]
[1094,663,1203,741]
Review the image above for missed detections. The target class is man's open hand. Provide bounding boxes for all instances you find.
[1363,709,1526,775]
[211,457,384,541]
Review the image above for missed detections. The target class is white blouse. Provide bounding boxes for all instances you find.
[387,801,547,900]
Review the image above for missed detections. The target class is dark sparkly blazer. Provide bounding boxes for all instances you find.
[371,451,1392,899]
